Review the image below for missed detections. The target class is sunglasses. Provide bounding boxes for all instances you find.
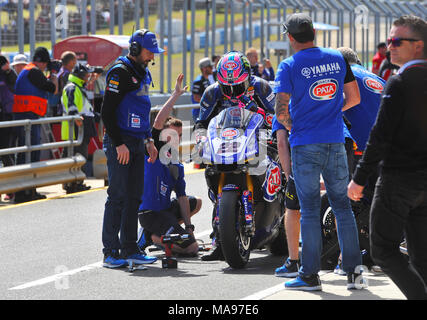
[386,37,420,47]
[282,23,289,35]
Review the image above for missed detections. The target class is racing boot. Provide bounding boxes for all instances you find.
[201,245,225,261]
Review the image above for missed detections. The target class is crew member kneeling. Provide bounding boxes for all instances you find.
[137,74,201,256]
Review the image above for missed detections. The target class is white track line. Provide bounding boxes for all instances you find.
[9,262,103,290]
[240,283,285,300]
[9,230,211,291]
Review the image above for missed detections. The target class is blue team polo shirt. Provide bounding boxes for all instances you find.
[272,114,353,142]
[343,64,385,150]
[274,47,348,148]
[139,156,186,212]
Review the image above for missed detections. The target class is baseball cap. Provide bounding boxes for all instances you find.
[72,63,95,79]
[199,57,213,69]
[130,30,165,54]
[33,47,51,63]
[282,13,314,40]
[11,54,28,66]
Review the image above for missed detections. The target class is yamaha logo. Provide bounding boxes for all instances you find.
[301,62,342,78]
[301,67,311,77]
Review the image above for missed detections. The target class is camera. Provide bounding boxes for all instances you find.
[91,66,104,74]
[48,59,63,73]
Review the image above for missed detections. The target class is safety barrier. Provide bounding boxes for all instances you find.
[0,155,86,194]
[0,107,199,187]
[92,104,200,179]
[0,115,86,195]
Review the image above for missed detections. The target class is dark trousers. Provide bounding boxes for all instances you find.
[63,116,95,179]
[13,112,41,199]
[370,171,427,300]
[102,134,146,257]
[14,112,41,164]
[0,113,15,167]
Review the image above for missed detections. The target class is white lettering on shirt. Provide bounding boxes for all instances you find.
[301,62,341,79]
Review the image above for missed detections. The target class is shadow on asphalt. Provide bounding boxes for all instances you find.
[220,250,286,275]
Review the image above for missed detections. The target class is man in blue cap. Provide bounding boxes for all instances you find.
[101,30,164,268]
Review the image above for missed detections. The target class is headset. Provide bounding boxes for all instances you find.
[129,29,149,57]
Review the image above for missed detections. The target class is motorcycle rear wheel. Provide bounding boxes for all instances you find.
[320,194,341,270]
[269,221,288,256]
[219,190,251,269]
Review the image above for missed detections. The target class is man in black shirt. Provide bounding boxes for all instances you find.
[348,15,427,300]
[101,30,163,268]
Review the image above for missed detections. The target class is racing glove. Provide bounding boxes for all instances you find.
[239,95,266,119]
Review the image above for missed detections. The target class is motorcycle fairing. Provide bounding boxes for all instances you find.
[262,158,282,202]
[202,107,264,165]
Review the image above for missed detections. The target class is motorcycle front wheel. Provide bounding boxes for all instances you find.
[219,190,251,269]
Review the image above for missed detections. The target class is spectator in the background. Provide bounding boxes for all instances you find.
[10,54,28,75]
[12,47,58,203]
[46,59,63,117]
[372,42,387,75]
[378,51,400,81]
[191,57,215,122]
[246,47,275,81]
[53,51,77,116]
[61,63,97,194]
[0,55,18,201]
[211,54,221,82]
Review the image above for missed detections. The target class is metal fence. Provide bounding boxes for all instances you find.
[1,0,426,94]
[0,115,83,163]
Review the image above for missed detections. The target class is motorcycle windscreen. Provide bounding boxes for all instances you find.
[203,107,264,164]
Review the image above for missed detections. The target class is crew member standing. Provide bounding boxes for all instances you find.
[12,47,58,203]
[101,30,163,268]
[274,13,364,291]
[61,63,97,194]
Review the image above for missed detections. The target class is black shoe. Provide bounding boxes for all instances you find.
[75,184,91,192]
[65,183,91,194]
[14,189,44,203]
[14,193,33,203]
[32,192,47,200]
[201,246,224,261]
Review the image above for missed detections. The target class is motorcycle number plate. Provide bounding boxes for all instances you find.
[212,136,246,157]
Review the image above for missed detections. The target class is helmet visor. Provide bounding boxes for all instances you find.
[219,81,248,98]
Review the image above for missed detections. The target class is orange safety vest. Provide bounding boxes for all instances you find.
[12,63,48,117]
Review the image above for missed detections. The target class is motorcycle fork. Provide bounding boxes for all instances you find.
[215,173,255,235]
[243,174,255,236]
[214,173,226,232]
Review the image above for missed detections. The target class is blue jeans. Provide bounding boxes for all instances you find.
[102,134,146,257]
[291,143,361,276]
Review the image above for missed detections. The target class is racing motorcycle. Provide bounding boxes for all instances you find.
[196,106,287,269]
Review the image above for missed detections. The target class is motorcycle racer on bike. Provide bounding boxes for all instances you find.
[194,51,277,261]
[194,51,275,136]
